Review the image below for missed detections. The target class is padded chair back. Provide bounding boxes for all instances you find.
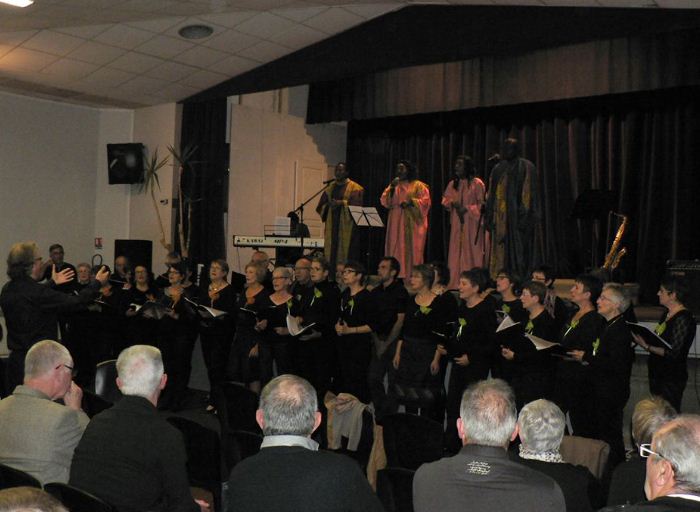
[167,416,225,511]
[376,467,415,512]
[94,360,122,404]
[44,482,116,512]
[0,463,41,490]
[381,413,443,470]
[560,435,610,480]
[217,381,260,435]
[224,430,263,470]
[81,389,114,418]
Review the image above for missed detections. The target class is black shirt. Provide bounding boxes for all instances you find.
[448,299,497,362]
[69,395,198,512]
[42,262,77,294]
[369,279,408,338]
[297,280,340,336]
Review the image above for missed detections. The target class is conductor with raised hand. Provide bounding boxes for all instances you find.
[0,241,110,391]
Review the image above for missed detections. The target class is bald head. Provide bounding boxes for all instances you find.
[257,375,319,437]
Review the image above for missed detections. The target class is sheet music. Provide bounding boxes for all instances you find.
[348,206,384,227]
[496,315,519,333]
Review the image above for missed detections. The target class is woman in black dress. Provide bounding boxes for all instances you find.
[335,260,374,403]
[495,268,527,324]
[444,268,497,451]
[199,259,238,404]
[633,274,696,412]
[501,280,558,408]
[256,266,297,387]
[125,265,162,346]
[553,274,605,439]
[227,262,269,393]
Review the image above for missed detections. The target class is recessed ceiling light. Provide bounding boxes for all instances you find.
[0,0,33,6]
[178,24,214,40]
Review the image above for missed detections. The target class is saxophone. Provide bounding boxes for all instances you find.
[603,213,628,270]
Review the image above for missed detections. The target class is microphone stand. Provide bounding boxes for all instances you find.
[294,181,332,253]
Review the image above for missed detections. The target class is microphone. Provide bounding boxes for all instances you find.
[322,178,335,184]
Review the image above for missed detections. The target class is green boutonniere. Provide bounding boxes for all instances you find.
[457,317,467,337]
[592,337,601,356]
[286,299,293,308]
[502,304,511,314]
[525,320,534,333]
[570,319,579,329]
[419,305,432,315]
[655,321,667,337]
[310,287,323,306]
[346,298,355,315]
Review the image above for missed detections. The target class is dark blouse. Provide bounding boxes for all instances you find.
[199,283,237,336]
[500,297,528,325]
[297,280,340,336]
[560,310,605,350]
[648,309,696,380]
[259,295,298,344]
[339,288,373,329]
[402,294,449,344]
[448,299,497,360]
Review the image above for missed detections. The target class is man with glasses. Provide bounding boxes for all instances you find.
[601,415,700,511]
[292,257,314,304]
[0,340,88,485]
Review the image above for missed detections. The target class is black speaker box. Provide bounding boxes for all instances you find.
[114,240,152,272]
[108,143,144,184]
[666,260,700,319]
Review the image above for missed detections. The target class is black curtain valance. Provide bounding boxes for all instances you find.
[308,28,700,124]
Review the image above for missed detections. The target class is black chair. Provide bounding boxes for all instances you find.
[381,413,443,470]
[81,389,114,418]
[376,467,416,512]
[224,430,263,469]
[94,360,122,404]
[0,463,41,490]
[330,408,375,472]
[44,482,116,512]
[216,381,260,435]
[167,416,226,512]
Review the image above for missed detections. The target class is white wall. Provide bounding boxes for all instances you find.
[228,88,347,272]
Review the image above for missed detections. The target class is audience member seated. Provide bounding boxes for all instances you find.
[607,396,677,507]
[0,486,68,512]
[69,345,207,512]
[515,399,601,512]
[413,379,565,512]
[0,340,88,485]
[227,374,383,512]
[600,415,700,511]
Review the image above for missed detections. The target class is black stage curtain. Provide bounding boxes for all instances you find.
[347,87,700,301]
[179,98,229,268]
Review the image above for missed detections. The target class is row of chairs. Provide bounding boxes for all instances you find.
[0,463,114,512]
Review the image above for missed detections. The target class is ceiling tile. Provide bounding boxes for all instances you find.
[80,67,136,87]
[0,47,58,72]
[134,34,194,59]
[196,10,258,28]
[152,82,200,101]
[0,44,13,60]
[210,54,259,75]
[178,69,229,88]
[68,40,126,65]
[175,45,229,68]
[302,6,366,34]
[108,51,164,73]
[0,30,38,46]
[120,0,182,12]
[54,24,114,39]
[237,40,291,61]
[269,24,328,48]
[202,29,259,52]
[342,3,401,18]
[145,61,199,81]
[41,58,100,80]
[22,30,85,57]
[273,6,329,22]
[119,74,171,94]
[125,16,186,33]
[94,24,157,50]
[234,12,298,37]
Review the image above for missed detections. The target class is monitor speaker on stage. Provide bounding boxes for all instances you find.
[666,260,700,319]
[107,143,145,184]
[114,239,152,272]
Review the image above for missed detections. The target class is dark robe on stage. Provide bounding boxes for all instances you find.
[316,179,364,268]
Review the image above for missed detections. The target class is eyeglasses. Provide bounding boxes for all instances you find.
[639,443,668,461]
[294,266,310,271]
[342,269,357,275]
[56,363,77,377]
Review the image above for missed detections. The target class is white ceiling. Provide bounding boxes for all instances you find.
[0,0,694,109]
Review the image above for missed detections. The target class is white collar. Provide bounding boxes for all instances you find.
[261,435,319,451]
[667,494,700,503]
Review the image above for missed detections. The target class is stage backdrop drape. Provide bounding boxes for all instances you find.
[308,28,700,124]
[346,87,700,302]
[178,98,229,268]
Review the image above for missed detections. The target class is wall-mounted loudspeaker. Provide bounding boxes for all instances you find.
[108,143,145,184]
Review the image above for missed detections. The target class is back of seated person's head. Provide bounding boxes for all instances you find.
[24,340,71,382]
[632,396,676,448]
[258,375,318,437]
[116,345,164,399]
[518,399,566,454]
[0,487,68,512]
[649,415,700,496]
[460,379,517,448]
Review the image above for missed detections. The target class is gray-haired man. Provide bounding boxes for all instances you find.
[413,379,565,512]
[227,374,383,512]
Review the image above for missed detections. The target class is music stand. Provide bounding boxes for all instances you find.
[348,206,384,270]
